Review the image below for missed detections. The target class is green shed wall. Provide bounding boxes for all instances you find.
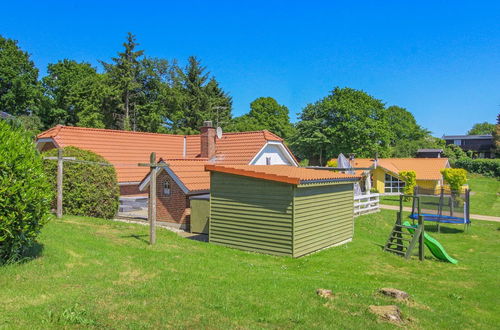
[209,172,294,256]
[293,183,354,257]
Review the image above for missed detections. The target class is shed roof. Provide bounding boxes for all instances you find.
[352,158,450,180]
[37,125,287,183]
[205,165,360,185]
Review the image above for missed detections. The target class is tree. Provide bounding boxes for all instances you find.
[101,32,144,130]
[0,35,41,116]
[290,87,392,165]
[441,168,467,193]
[468,122,495,135]
[172,56,232,133]
[399,170,417,200]
[227,97,294,138]
[40,59,101,127]
[383,105,434,157]
[493,113,500,157]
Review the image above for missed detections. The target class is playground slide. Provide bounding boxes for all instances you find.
[402,221,458,264]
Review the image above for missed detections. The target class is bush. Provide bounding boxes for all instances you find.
[454,158,500,178]
[42,147,119,219]
[326,159,338,167]
[0,120,52,264]
[399,170,417,199]
[441,168,467,193]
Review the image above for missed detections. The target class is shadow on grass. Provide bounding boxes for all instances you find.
[424,225,465,234]
[185,234,208,242]
[9,242,45,265]
[120,234,149,244]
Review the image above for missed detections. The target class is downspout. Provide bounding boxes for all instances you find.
[183,135,187,159]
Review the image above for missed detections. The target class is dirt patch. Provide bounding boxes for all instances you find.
[316,289,334,299]
[379,288,409,300]
[369,305,403,324]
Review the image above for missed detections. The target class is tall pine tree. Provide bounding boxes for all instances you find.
[101,32,144,130]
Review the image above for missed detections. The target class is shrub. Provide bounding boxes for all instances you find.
[399,170,417,200]
[299,158,309,167]
[454,158,500,178]
[326,159,338,167]
[42,147,119,219]
[441,168,467,193]
[0,120,52,264]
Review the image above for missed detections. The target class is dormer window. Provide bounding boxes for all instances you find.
[163,180,171,196]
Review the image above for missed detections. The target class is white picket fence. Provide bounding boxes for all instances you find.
[354,193,380,217]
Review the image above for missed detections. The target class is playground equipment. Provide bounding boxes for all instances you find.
[384,194,458,263]
[409,186,471,232]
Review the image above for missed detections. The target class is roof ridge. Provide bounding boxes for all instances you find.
[40,125,196,138]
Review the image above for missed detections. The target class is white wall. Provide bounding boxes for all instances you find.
[251,144,293,165]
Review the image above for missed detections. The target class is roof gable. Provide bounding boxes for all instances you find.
[352,158,449,180]
[36,126,291,183]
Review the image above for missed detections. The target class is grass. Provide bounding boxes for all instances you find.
[380,174,500,217]
[0,211,499,328]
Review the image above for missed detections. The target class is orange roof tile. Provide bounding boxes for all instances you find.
[205,165,360,185]
[37,126,286,183]
[351,158,450,180]
[161,159,211,192]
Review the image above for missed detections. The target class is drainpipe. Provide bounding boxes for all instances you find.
[183,135,187,159]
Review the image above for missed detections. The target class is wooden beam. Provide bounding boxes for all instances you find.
[57,149,63,219]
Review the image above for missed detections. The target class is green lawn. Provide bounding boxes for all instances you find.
[381,174,500,217]
[0,211,499,328]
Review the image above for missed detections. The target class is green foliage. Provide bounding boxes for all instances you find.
[454,158,500,178]
[0,35,41,116]
[298,158,309,166]
[227,97,294,139]
[326,159,338,167]
[399,170,417,199]
[468,122,495,135]
[290,87,392,165]
[42,147,119,219]
[441,168,467,192]
[443,144,469,165]
[0,120,52,264]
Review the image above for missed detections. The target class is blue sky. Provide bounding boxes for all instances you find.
[1,1,499,136]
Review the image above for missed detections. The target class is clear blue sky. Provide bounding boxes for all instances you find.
[1,1,499,136]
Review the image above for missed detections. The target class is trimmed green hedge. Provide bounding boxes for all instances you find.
[0,120,52,264]
[42,147,119,219]
[454,158,500,178]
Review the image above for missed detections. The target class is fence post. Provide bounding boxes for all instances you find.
[57,148,63,219]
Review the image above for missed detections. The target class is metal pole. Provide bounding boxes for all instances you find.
[57,148,63,219]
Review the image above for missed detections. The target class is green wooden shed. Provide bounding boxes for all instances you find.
[205,165,361,258]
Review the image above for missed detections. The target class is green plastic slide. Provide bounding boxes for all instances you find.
[402,221,458,264]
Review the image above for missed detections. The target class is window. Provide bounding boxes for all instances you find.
[266,157,272,165]
[453,139,462,146]
[162,180,171,196]
[384,173,405,194]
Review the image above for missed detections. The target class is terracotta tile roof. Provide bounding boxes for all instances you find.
[161,158,211,192]
[351,158,450,180]
[205,165,360,185]
[37,126,286,183]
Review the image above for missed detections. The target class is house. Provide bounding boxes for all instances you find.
[36,122,298,197]
[350,158,451,195]
[442,134,494,158]
[416,149,443,158]
[37,122,299,230]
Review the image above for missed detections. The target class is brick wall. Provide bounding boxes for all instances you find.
[119,184,144,196]
[156,170,191,227]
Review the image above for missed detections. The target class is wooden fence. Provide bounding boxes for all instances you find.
[354,193,380,217]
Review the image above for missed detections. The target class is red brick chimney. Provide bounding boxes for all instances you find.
[200,120,216,159]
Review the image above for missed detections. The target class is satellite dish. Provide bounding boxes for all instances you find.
[216,126,223,139]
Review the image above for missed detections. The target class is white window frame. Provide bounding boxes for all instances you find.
[384,173,405,194]
[162,180,171,196]
[453,139,462,146]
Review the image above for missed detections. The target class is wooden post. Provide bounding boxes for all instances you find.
[57,148,63,219]
[418,215,425,261]
[149,152,157,245]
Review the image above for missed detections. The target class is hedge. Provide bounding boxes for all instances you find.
[454,158,500,178]
[0,120,52,264]
[42,146,119,219]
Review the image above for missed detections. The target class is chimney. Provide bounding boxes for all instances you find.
[200,120,216,159]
